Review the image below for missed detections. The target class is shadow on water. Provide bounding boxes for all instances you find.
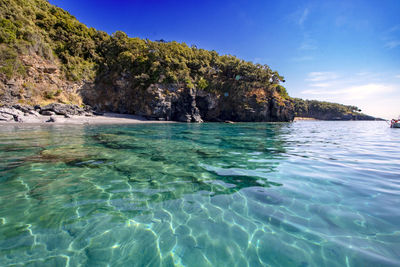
[0,123,289,239]
[83,123,288,200]
[1,123,289,202]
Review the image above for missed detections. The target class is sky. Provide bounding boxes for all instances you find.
[49,0,400,119]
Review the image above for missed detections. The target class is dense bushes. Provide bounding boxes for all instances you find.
[0,44,25,78]
[293,98,360,117]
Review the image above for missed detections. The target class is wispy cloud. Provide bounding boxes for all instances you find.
[306,72,338,82]
[298,8,309,26]
[395,74,400,79]
[335,16,369,30]
[301,83,395,100]
[385,25,400,35]
[299,33,317,50]
[292,56,314,62]
[355,72,370,76]
[299,42,317,50]
[309,83,333,88]
[286,7,310,27]
[385,40,400,49]
[382,25,400,49]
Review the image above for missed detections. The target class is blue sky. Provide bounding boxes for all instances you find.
[49,0,400,119]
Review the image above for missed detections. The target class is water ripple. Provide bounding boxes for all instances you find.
[0,121,399,266]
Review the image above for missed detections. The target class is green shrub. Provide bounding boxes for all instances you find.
[54,89,62,96]
[0,45,26,78]
[197,77,209,90]
[275,85,289,99]
[44,91,55,99]
[0,19,17,43]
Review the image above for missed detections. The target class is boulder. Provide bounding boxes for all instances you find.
[0,107,24,122]
[0,112,15,121]
[46,116,56,123]
[41,103,92,116]
[12,104,33,113]
[93,111,104,116]
[27,110,41,116]
[40,110,55,116]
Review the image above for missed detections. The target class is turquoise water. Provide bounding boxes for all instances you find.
[0,121,399,266]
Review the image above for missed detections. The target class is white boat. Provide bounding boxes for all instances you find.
[390,119,400,128]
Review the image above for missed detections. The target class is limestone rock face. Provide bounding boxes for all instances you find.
[82,80,294,122]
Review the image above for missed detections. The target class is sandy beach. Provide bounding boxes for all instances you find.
[0,112,176,125]
[293,117,318,121]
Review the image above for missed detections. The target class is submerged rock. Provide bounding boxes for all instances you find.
[92,133,144,150]
[37,146,106,164]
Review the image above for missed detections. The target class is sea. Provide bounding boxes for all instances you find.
[0,121,399,266]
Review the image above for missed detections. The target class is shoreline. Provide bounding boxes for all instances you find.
[0,112,177,125]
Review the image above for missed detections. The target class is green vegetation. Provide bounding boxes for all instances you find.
[0,0,287,99]
[0,44,25,79]
[293,98,363,118]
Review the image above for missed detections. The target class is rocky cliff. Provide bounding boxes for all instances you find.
[81,81,293,122]
[0,0,295,122]
[0,53,84,107]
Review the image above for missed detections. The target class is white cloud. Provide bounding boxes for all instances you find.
[296,70,400,119]
[299,83,399,119]
[309,83,333,88]
[385,40,400,49]
[306,72,338,82]
[355,72,370,76]
[302,83,394,100]
[299,8,309,26]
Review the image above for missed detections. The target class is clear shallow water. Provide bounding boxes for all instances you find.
[0,121,399,267]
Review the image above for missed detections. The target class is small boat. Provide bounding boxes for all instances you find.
[390,118,400,128]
